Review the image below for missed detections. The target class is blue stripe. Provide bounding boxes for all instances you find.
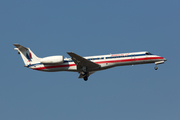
[27,63,42,67]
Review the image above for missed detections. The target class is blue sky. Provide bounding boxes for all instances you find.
[0,0,180,120]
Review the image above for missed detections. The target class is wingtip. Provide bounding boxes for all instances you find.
[67,52,73,54]
[13,43,20,48]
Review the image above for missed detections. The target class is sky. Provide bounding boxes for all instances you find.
[0,0,180,120]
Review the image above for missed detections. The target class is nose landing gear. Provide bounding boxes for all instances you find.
[154,60,166,70]
[154,65,158,70]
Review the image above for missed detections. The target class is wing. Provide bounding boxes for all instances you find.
[67,52,100,71]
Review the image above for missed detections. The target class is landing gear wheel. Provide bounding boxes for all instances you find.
[154,66,158,70]
[84,76,88,81]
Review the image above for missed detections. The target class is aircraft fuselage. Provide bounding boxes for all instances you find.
[14,44,166,81]
[28,51,166,72]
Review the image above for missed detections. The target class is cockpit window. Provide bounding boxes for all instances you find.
[146,52,153,55]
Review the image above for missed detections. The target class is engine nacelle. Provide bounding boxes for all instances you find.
[40,55,64,64]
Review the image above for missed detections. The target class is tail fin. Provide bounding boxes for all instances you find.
[13,44,41,65]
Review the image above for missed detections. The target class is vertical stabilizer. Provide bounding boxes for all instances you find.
[13,44,41,65]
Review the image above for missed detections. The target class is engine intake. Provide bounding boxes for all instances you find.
[40,55,64,64]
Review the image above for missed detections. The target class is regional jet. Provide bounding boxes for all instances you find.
[13,44,167,81]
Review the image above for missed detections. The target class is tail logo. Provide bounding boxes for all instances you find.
[26,52,32,62]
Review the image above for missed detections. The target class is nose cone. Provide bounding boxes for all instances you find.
[158,55,167,61]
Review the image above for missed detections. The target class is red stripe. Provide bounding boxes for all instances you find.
[33,64,76,70]
[33,57,164,70]
[95,56,164,64]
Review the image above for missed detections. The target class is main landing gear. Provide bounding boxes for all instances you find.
[82,66,88,81]
[84,76,88,81]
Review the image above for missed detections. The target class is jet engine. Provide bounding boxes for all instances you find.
[40,55,64,64]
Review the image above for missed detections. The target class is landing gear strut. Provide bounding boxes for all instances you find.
[154,60,166,70]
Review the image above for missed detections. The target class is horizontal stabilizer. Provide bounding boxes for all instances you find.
[13,44,28,50]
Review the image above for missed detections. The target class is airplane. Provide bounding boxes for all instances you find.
[13,44,167,81]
